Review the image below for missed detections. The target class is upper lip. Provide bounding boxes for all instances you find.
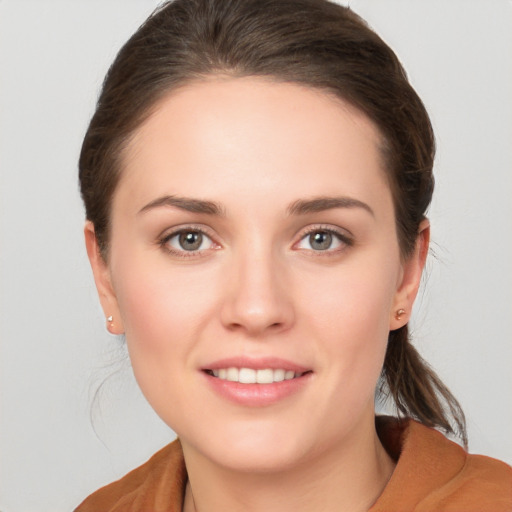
[202,356,310,373]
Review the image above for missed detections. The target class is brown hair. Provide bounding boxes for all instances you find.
[79,0,466,444]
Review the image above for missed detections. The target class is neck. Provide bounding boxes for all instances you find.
[182,416,395,512]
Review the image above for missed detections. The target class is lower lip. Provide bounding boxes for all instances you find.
[203,372,312,407]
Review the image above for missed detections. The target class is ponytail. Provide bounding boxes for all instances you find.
[382,325,467,447]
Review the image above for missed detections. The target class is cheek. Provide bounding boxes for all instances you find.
[110,248,217,363]
[109,251,224,425]
[302,256,399,339]
[299,254,399,388]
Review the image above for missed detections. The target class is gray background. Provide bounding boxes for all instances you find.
[1,1,511,511]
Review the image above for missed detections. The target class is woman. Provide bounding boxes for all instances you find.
[75,0,512,510]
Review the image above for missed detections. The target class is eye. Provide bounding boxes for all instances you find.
[162,229,217,254]
[295,229,351,252]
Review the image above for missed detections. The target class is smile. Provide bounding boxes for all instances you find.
[205,367,307,384]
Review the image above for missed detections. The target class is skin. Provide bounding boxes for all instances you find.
[85,77,429,512]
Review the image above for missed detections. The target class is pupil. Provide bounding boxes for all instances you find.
[310,231,332,250]
[179,231,202,251]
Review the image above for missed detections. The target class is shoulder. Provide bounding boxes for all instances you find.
[372,417,512,511]
[449,452,512,503]
[74,439,186,512]
[417,450,512,511]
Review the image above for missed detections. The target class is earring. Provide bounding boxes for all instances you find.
[106,315,116,334]
[395,308,406,321]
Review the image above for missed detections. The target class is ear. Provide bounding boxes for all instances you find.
[84,221,125,335]
[389,219,430,330]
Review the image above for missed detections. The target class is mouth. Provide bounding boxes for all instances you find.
[202,360,313,406]
[203,367,311,384]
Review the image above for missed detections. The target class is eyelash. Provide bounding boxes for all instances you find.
[158,226,218,258]
[294,225,354,255]
[158,225,353,258]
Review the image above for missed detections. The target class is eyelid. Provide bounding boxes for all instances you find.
[293,224,354,251]
[158,223,217,240]
[158,224,221,256]
[157,223,353,257]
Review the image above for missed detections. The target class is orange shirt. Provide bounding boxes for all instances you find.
[75,418,512,511]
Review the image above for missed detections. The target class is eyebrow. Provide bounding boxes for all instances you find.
[138,194,374,217]
[287,196,374,217]
[138,195,225,216]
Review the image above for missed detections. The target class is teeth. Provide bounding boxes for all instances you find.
[273,369,285,382]
[239,368,256,383]
[209,367,303,384]
[256,368,273,384]
[226,367,239,382]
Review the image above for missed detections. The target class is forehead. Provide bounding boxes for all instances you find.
[116,77,390,214]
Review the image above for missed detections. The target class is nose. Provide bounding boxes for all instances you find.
[220,247,295,337]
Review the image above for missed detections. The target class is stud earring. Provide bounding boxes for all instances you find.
[395,308,406,321]
[107,315,113,323]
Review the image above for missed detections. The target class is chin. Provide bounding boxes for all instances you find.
[215,442,306,474]
[184,421,312,474]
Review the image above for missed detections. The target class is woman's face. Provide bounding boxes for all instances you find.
[87,77,426,472]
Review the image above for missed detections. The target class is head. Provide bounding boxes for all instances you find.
[81,0,466,465]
